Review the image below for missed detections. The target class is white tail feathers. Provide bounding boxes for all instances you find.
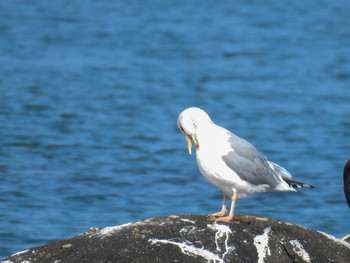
[268,161,292,179]
[268,161,314,189]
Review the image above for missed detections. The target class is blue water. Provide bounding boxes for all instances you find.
[1,0,350,258]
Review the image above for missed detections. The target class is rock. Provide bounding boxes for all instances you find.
[343,234,350,244]
[2,214,350,263]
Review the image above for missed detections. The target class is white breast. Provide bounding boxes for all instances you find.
[195,126,269,198]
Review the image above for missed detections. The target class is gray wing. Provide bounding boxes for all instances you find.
[221,132,280,187]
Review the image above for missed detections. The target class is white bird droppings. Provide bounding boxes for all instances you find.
[289,240,311,263]
[92,221,140,237]
[180,218,196,224]
[11,249,29,257]
[150,222,236,263]
[253,227,271,263]
[318,231,350,250]
[207,223,235,258]
[150,239,224,263]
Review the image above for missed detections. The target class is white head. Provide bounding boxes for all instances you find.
[177,107,213,154]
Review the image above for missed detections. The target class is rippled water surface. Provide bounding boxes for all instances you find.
[1,0,350,258]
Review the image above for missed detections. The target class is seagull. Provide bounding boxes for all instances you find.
[178,107,314,222]
[344,159,350,208]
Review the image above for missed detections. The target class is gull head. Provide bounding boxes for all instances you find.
[177,107,212,154]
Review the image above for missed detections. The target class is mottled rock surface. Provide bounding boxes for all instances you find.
[2,214,350,263]
[343,234,350,244]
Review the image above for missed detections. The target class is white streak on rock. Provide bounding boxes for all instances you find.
[91,222,138,237]
[150,239,224,263]
[12,249,29,257]
[290,240,311,263]
[342,234,350,242]
[3,250,30,263]
[318,231,350,249]
[207,223,235,259]
[181,218,196,224]
[97,223,131,236]
[253,227,271,263]
[180,226,197,236]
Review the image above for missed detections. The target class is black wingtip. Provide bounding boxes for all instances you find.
[303,182,315,188]
[303,183,315,189]
[282,176,315,189]
[289,182,315,189]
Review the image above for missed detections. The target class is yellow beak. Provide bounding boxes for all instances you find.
[186,135,199,155]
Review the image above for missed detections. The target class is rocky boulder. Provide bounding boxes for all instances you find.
[2,214,350,263]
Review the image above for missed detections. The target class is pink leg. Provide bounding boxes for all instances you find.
[210,195,227,217]
[216,192,237,222]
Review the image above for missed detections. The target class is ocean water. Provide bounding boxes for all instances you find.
[1,0,350,258]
